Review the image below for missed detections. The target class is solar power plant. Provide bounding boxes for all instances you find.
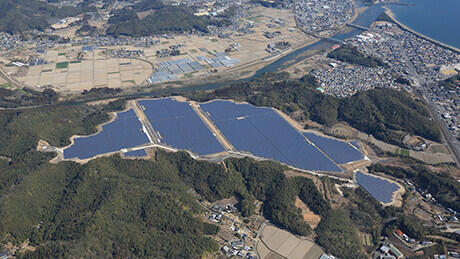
[138,98,224,155]
[350,140,361,150]
[356,172,400,203]
[304,132,363,164]
[64,109,150,159]
[200,101,342,172]
[124,149,147,157]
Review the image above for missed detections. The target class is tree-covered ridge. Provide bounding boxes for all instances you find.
[106,0,231,36]
[187,73,441,146]
[0,101,364,258]
[2,155,220,258]
[0,0,93,33]
[327,45,386,67]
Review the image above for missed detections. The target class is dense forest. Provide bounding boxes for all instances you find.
[0,87,58,108]
[0,0,93,33]
[106,0,232,36]
[0,100,366,258]
[187,72,441,146]
[327,45,386,67]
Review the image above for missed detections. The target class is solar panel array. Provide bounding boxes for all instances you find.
[64,109,150,159]
[139,98,224,155]
[200,100,342,172]
[356,172,400,203]
[304,132,364,164]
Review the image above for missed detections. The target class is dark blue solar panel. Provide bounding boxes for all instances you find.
[350,140,361,150]
[178,116,224,155]
[64,109,149,159]
[304,132,363,164]
[152,118,194,151]
[215,119,286,161]
[141,98,224,155]
[248,113,341,172]
[166,100,196,118]
[236,103,273,118]
[124,149,147,157]
[200,100,244,121]
[138,99,171,122]
[200,100,273,122]
[356,172,400,203]
[202,101,342,172]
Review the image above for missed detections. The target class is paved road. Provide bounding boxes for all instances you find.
[398,43,460,167]
[419,84,460,167]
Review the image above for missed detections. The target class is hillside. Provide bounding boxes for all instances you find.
[0,101,365,258]
[187,72,441,146]
[0,0,90,34]
[106,0,232,36]
[327,45,386,67]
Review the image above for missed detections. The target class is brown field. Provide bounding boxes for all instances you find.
[294,197,321,229]
[9,5,314,93]
[17,54,153,93]
[257,225,323,259]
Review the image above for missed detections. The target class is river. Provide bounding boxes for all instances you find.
[63,4,393,104]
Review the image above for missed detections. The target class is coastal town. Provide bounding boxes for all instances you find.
[343,20,460,155]
[293,0,354,35]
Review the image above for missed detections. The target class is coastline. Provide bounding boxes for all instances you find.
[384,8,460,54]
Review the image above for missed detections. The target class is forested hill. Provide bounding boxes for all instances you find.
[187,72,441,146]
[327,45,386,67]
[0,100,366,258]
[0,0,91,34]
[106,0,232,36]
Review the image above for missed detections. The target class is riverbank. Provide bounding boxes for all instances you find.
[384,8,460,54]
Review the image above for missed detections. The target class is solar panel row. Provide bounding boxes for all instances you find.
[201,101,342,172]
[64,109,150,159]
[304,132,364,164]
[139,99,224,155]
[356,172,400,203]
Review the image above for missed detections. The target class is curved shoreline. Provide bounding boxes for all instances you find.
[384,8,460,54]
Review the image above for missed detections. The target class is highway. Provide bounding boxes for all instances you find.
[419,83,460,167]
[398,42,460,167]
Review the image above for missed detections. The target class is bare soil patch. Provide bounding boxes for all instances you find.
[294,197,321,229]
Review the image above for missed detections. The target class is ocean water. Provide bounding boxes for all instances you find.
[389,0,460,49]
